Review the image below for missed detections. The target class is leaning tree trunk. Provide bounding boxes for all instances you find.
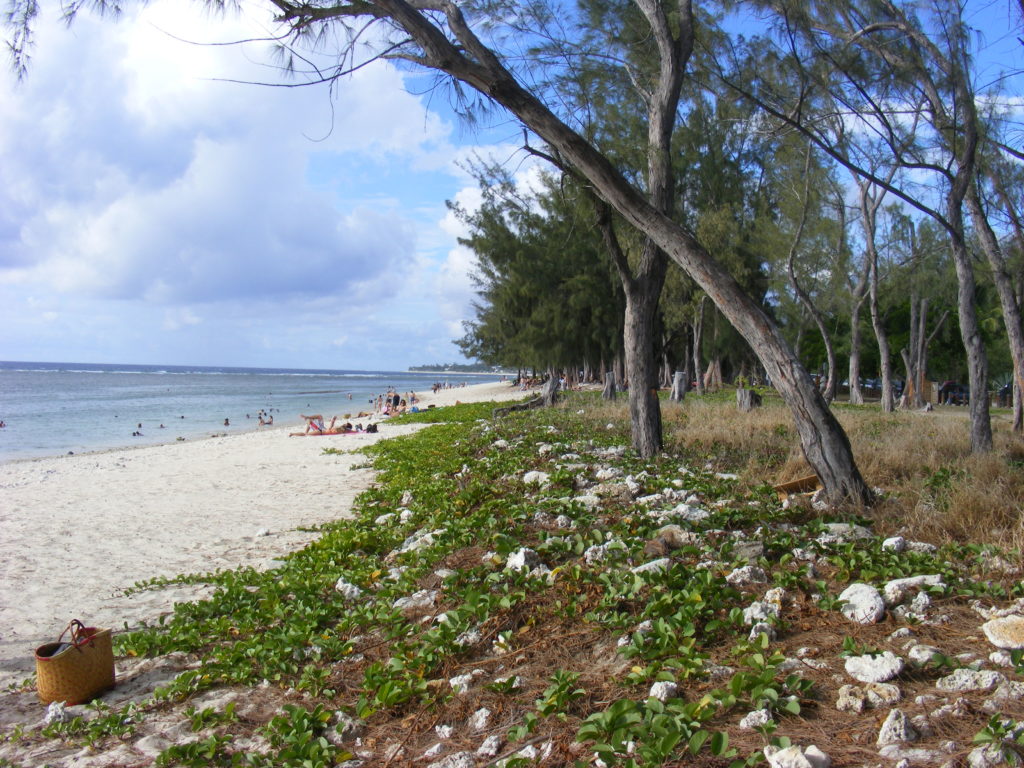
[371,0,870,504]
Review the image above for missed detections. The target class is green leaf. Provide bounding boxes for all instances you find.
[594,744,617,761]
[710,731,729,756]
[688,729,709,754]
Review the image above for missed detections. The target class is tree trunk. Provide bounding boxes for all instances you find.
[786,145,837,405]
[368,0,870,504]
[737,391,761,415]
[692,297,706,396]
[992,166,1024,434]
[900,298,948,410]
[822,339,837,404]
[965,182,1024,435]
[622,275,665,457]
[492,371,560,418]
[736,388,762,412]
[869,264,895,413]
[682,338,692,396]
[602,371,617,400]
[670,371,686,402]
[596,201,667,459]
[950,228,993,452]
[1017,273,1024,432]
[1016,381,1023,433]
[704,357,722,391]
[848,294,866,405]
[857,178,896,413]
[541,373,560,407]
[899,294,923,409]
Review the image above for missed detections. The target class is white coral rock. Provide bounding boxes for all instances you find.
[838,583,885,624]
[844,651,904,683]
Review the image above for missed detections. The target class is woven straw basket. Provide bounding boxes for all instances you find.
[35,621,115,705]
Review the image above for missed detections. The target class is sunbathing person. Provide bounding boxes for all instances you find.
[290,416,369,436]
[290,414,330,436]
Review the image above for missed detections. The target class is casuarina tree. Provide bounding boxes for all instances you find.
[8,0,874,504]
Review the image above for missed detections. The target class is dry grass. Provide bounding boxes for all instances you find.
[583,390,1024,553]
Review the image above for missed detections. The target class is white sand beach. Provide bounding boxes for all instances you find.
[0,379,525,688]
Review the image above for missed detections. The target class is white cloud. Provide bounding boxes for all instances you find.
[163,308,203,331]
[0,0,533,369]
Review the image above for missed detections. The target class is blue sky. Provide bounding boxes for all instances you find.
[0,0,540,370]
[0,1,1019,372]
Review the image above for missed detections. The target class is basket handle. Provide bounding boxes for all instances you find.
[58,620,92,650]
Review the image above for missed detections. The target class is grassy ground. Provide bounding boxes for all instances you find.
[4,390,1024,767]
[655,390,1024,553]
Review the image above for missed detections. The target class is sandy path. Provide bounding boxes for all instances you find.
[0,380,523,687]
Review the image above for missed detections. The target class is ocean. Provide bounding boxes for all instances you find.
[0,361,501,463]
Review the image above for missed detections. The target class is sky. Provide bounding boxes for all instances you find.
[0,0,541,371]
[1,2,1020,373]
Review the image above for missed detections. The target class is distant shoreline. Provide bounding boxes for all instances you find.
[406,369,514,376]
[0,365,504,464]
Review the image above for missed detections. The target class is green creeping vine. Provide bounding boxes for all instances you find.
[575,696,733,767]
[10,393,1023,766]
[972,715,1024,764]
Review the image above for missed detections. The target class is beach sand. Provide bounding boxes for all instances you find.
[0,379,525,688]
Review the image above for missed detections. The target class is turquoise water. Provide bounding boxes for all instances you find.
[0,361,498,463]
